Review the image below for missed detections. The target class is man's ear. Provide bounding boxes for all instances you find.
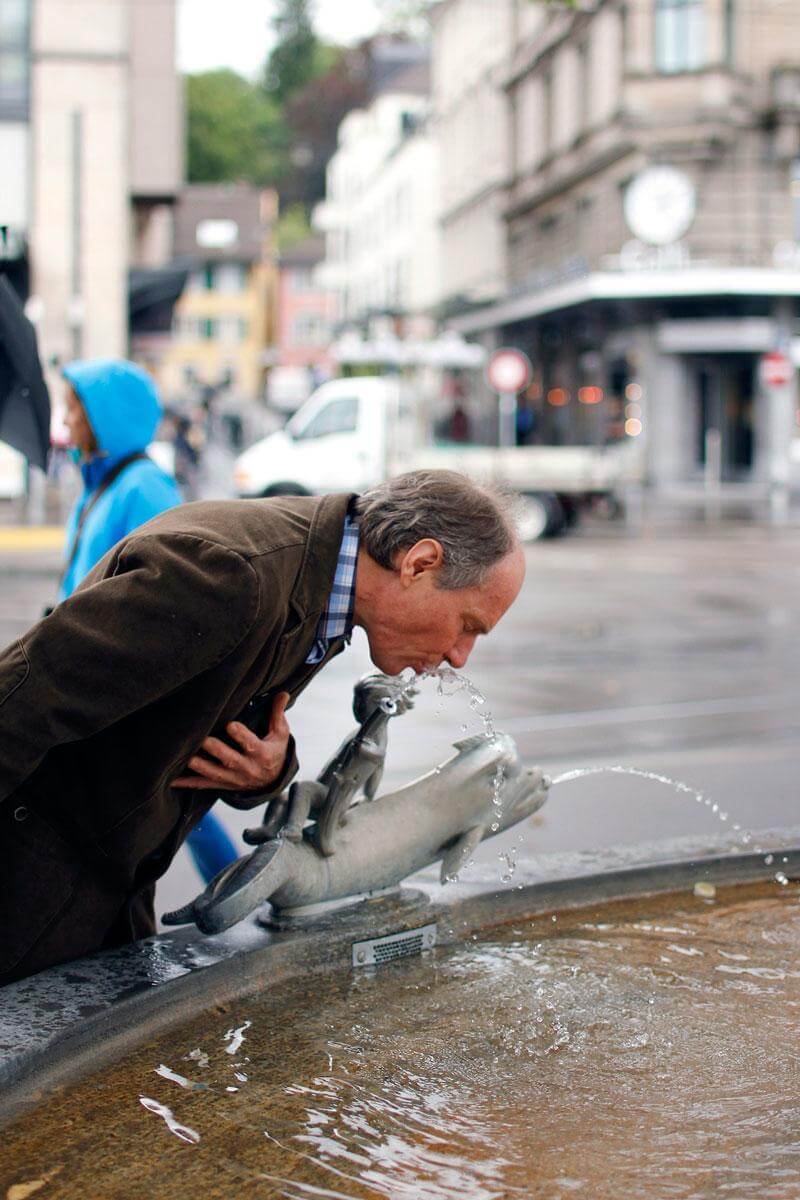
[397,538,444,586]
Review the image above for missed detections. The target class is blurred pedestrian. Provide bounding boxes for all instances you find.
[58,359,180,603]
[58,358,238,884]
[172,414,201,499]
[448,403,471,443]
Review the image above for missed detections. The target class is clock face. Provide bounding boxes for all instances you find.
[624,166,696,246]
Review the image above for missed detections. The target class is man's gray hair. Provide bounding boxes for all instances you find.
[354,470,518,590]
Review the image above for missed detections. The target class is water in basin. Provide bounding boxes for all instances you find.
[3,880,800,1199]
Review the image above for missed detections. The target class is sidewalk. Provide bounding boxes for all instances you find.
[0,525,64,552]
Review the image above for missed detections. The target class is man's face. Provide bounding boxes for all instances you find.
[355,542,525,677]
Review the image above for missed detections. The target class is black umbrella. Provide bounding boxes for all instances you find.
[0,274,51,470]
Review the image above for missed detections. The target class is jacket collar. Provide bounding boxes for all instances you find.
[286,492,358,625]
[80,449,137,492]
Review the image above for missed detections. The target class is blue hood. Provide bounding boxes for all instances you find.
[62,359,162,460]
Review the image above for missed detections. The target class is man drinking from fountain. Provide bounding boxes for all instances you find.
[0,470,525,984]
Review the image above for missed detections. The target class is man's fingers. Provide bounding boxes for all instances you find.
[226,722,262,755]
[176,698,293,795]
[201,735,241,768]
[183,754,247,787]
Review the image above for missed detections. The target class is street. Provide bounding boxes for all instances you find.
[3,511,798,921]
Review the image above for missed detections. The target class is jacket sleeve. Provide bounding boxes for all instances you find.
[0,531,261,805]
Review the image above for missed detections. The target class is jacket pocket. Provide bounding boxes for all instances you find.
[0,639,29,710]
[0,801,81,976]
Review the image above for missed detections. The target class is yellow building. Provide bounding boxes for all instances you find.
[158,184,278,406]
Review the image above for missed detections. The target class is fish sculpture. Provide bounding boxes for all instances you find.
[163,725,549,936]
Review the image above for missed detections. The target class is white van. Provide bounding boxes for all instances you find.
[233,376,642,538]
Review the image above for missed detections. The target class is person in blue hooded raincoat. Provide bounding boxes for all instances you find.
[59,358,238,883]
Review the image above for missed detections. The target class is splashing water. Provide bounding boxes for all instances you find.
[418,671,784,890]
[549,765,766,858]
[426,666,508,840]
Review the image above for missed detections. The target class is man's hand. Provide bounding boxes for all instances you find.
[172,692,291,792]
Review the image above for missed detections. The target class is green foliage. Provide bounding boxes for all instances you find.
[186,70,289,186]
[276,203,313,250]
[264,0,329,105]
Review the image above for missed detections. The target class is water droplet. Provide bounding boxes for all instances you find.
[764,854,774,865]
[775,872,789,886]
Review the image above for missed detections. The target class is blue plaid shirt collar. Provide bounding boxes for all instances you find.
[305,512,359,665]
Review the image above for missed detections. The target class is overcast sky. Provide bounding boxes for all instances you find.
[177,0,384,78]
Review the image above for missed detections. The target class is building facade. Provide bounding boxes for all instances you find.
[268,235,335,411]
[158,185,278,406]
[430,0,515,316]
[314,62,441,333]
[446,0,800,493]
[0,0,181,364]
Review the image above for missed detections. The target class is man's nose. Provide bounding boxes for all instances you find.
[446,635,476,670]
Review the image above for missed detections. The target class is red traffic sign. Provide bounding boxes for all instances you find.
[486,347,532,395]
[761,351,794,388]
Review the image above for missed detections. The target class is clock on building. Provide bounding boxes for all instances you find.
[623,166,696,247]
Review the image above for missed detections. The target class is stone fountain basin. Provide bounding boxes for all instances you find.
[2,825,800,1131]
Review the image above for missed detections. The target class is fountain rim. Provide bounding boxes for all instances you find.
[2,824,800,1129]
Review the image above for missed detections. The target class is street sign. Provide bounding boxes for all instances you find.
[486,347,532,395]
[761,351,794,388]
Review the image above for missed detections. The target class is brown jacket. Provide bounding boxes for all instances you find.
[0,492,353,978]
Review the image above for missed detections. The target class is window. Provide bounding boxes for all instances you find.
[577,40,590,132]
[655,0,706,74]
[218,314,248,343]
[173,314,204,340]
[724,0,734,65]
[541,69,553,157]
[291,313,328,346]
[195,218,238,249]
[291,267,315,293]
[213,262,247,294]
[0,0,29,120]
[295,396,359,440]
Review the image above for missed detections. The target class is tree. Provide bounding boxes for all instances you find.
[263,0,336,106]
[276,202,313,250]
[279,46,370,208]
[186,70,289,186]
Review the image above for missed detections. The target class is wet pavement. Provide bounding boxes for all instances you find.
[2,515,799,919]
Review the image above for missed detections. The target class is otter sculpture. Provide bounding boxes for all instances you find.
[163,674,549,935]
